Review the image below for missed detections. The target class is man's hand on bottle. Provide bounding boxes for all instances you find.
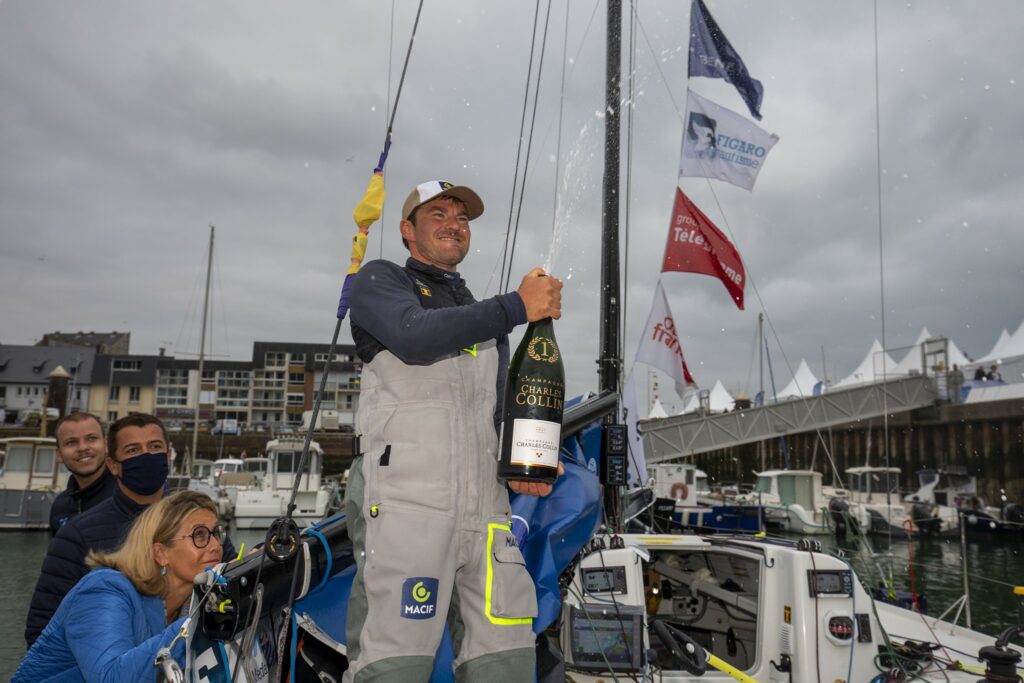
[517,267,563,321]
[508,462,565,497]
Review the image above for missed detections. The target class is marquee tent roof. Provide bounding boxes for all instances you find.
[834,339,897,388]
[978,319,1024,363]
[891,327,971,375]
[774,359,820,400]
[682,380,735,413]
[648,398,669,419]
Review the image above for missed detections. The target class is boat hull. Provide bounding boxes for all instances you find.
[0,489,57,530]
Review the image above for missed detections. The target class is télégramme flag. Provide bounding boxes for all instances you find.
[635,280,696,400]
[662,187,746,310]
[688,0,764,120]
[679,89,778,191]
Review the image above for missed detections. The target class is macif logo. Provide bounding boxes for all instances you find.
[401,577,439,619]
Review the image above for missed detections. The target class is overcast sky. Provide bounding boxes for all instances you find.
[2,1,1022,410]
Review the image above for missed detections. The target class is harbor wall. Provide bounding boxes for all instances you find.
[692,399,1024,504]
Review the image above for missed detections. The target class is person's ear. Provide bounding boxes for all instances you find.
[152,542,169,569]
[106,457,121,477]
[400,219,416,244]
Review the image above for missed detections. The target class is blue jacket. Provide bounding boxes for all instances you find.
[13,568,186,682]
[49,468,119,535]
[26,487,235,646]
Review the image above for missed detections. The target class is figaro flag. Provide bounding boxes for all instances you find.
[635,279,697,399]
[688,0,764,120]
[662,187,746,309]
[680,89,778,191]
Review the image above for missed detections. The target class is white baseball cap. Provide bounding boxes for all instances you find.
[401,180,484,222]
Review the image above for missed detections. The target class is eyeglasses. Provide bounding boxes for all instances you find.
[168,524,225,549]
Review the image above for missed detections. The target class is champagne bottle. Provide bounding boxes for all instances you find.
[498,317,565,484]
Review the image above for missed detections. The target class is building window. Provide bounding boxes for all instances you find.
[157,387,188,406]
[109,386,120,401]
[288,372,304,384]
[287,393,304,406]
[107,411,118,422]
[129,386,141,403]
[265,352,286,368]
[157,369,189,385]
[112,359,141,371]
[75,389,81,400]
[290,353,305,364]
[17,387,22,396]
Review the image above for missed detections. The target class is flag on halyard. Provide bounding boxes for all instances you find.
[635,279,697,398]
[679,89,778,191]
[662,187,746,309]
[688,0,764,120]
[621,369,648,489]
[337,172,386,320]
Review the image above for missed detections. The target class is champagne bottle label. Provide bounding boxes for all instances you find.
[509,418,561,468]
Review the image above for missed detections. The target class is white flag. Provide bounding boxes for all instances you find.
[635,280,695,398]
[679,89,779,191]
[622,369,647,488]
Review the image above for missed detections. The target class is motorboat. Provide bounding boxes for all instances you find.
[736,469,832,535]
[167,457,233,518]
[904,468,1024,537]
[648,463,764,534]
[231,438,335,529]
[0,436,65,530]
[836,466,911,536]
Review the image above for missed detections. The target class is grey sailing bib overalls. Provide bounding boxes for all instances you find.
[343,341,537,681]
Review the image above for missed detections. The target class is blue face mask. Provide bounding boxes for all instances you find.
[118,452,169,496]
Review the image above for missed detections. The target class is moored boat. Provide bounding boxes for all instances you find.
[0,436,65,530]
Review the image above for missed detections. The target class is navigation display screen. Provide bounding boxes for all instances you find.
[569,604,643,672]
[807,570,853,597]
[582,566,627,594]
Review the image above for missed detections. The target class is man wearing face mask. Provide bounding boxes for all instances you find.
[24,413,236,647]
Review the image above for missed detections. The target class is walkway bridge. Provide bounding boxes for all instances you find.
[641,375,937,463]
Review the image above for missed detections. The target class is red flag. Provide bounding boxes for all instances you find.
[661,187,745,309]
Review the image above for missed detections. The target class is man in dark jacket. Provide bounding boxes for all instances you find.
[49,412,118,534]
[25,412,235,646]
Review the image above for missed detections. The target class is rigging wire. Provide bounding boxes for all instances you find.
[503,0,554,292]
[872,0,895,568]
[482,0,601,298]
[498,0,544,295]
[379,0,397,261]
[620,0,638,389]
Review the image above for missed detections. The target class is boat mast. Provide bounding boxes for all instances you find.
[601,0,623,527]
[599,0,622,396]
[189,225,215,474]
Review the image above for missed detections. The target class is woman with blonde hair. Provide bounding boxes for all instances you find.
[14,490,226,682]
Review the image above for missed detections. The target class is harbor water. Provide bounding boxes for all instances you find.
[0,528,1019,679]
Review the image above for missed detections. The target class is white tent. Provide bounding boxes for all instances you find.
[978,329,1011,363]
[834,339,897,388]
[648,398,669,419]
[774,359,820,400]
[893,327,972,375]
[681,380,734,413]
[979,319,1024,362]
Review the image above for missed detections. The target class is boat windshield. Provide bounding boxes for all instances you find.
[754,476,772,494]
[869,471,900,494]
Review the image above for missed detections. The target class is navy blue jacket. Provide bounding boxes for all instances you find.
[49,467,118,535]
[350,257,527,429]
[14,568,186,682]
[25,486,235,646]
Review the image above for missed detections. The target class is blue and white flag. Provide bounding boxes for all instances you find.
[688,0,764,120]
[679,89,779,191]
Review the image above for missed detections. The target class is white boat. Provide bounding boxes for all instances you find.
[560,532,1023,681]
[648,463,764,534]
[0,436,66,530]
[840,466,911,536]
[231,438,333,529]
[168,457,234,518]
[904,468,1024,538]
[736,469,832,535]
